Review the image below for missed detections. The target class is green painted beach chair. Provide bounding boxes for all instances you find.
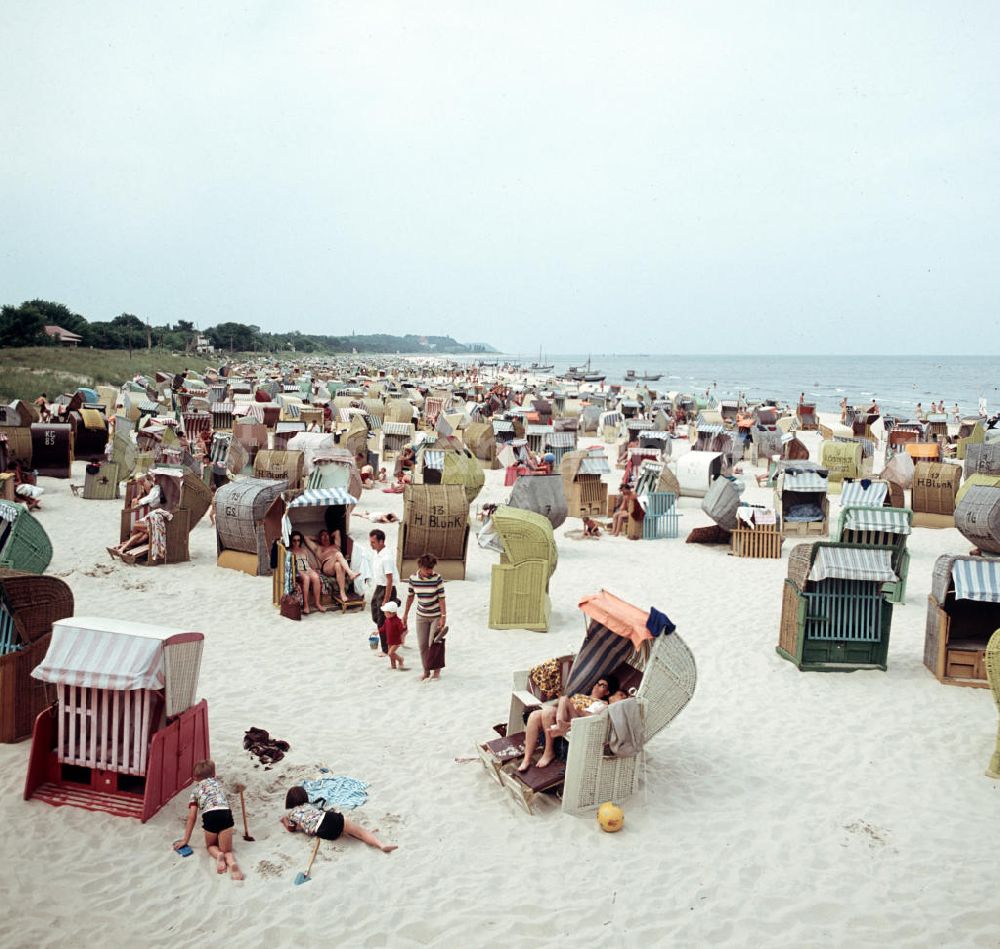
[777,542,898,672]
[833,506,913,604]
[488,507,558,632]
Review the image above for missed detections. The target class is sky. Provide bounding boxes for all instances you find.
[2,2,999,354]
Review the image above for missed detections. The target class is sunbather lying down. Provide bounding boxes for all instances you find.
[518,675,625,772]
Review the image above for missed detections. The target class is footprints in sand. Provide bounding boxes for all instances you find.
[256,859,287,879]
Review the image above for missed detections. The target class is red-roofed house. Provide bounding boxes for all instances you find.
[44,325,82,346]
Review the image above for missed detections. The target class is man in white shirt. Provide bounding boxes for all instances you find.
[369,529,398,654]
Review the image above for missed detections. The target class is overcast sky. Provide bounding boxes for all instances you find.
[3,2,998,354]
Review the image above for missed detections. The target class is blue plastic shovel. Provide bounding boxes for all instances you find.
[294,837,321,885]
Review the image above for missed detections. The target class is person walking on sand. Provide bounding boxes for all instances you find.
[402,553,448,680]
[368,529,398,654]
[172,759,244,880]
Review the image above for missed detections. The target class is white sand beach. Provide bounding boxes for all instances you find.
[1,424,997,949]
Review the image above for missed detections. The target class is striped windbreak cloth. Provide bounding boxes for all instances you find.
[808,547,897,584]
[953,558,1000,603]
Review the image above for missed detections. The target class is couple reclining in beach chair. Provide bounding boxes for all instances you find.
[477,591,697,815]
[287,529,363,612]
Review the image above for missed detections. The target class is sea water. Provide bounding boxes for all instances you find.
[459,353,998,418]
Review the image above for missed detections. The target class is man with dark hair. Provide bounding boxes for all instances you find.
[369,529,398,654]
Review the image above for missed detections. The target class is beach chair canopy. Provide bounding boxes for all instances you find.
[952,558,1000,603]
[807,547,897,584]
[578,590,655,650]
[32,617,203,712]
[841,507,912,536]
[840,480,888,507]
[279,487,357,544]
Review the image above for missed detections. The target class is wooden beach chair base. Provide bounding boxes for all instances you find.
[119,545,149,565]
[478,731,565,814]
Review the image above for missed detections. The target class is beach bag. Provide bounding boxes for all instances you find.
[427,621,447,670]
[280,592,302,621]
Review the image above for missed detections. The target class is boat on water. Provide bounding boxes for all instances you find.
[564,357,605,383]
[625,369,663,382]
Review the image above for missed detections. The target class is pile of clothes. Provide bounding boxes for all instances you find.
[243,726,290,767]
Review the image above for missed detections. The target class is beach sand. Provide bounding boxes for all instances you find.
[1,422,997,948]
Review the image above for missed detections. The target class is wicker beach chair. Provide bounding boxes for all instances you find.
[508,474,567,530]
[986,630,1000,779]
[924,556,1000,689]
[777,542,898,671]
[488,507,558,632]
[215,477,288,575]
[479,591,696,815]
[833,506,913,604]
[0,502,53,574]
[0,570,73,742]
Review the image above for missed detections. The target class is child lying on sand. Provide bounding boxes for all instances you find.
[281,786,398,853]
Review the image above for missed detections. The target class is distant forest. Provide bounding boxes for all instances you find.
[0,299,496,355]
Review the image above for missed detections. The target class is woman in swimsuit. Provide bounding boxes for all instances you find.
[289,532,326,614]
[305,529,360,601]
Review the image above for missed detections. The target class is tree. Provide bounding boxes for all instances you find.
[206,322,262,352]
[0,305,47,346]
[17,299,88,336]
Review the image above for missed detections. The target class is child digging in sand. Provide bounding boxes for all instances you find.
[281,786,398,853]
[173,759,244,880]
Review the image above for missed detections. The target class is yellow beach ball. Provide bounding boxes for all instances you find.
[597,801,624,833]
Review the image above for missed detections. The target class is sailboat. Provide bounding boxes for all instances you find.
[528,346,554,373]
[564,357,605,383]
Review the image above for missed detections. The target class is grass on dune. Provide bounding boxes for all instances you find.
[0,347,217,403]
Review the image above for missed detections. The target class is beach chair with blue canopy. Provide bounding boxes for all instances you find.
[925,555,1000,689]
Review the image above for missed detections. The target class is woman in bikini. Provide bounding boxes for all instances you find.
[304,529,360,601]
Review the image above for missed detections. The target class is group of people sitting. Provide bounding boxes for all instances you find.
[288,528,361,613]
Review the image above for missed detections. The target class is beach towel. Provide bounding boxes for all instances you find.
[303,772,369,811]
[607,698,645,757]
[144,509,173,561]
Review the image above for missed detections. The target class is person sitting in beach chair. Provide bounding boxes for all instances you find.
[304,528,360,602]
[610,484,641,537]
[107,474,163,559]
[289,531,326,614]
[12,461,43,510]
[518,675,620,772]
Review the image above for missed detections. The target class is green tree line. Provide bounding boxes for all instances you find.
[0,300,495,354]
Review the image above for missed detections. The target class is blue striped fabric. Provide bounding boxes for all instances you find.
[564,624,636,696]
[953,558,1000,603]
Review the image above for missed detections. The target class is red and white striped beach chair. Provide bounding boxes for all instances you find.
[24,617,208,821]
